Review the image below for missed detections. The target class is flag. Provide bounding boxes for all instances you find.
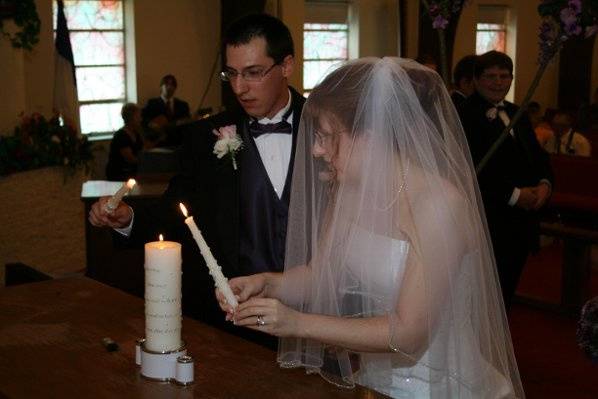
[53,0,80,134]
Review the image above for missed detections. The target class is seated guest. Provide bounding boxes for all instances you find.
[544,109,591,157]
[529,102,554,147]
[142,74,191,146]
[528,101,542,128]
[105,103,144,181]
[451,54,476,109]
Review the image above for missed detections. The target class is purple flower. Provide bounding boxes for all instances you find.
[560,7,582,36]
[565,23,582,36]
[560,7,579,27]
[432,15,449,29]
[429,3,439,14]
[568,0,582,14]
[538,19,560,64]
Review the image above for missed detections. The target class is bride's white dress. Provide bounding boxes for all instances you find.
[343,226,515,398]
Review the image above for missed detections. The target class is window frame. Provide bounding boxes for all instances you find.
[303,22,349,96]
[53,0,127,140]
[475,22,507,55]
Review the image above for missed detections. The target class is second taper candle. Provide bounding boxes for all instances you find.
[179,203,239,308]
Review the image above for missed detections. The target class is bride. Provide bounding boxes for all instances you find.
[217,58,524,398]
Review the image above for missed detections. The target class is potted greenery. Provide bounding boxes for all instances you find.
[0,113,94,286]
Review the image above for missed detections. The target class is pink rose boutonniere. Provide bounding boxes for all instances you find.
[213,125,243,170]
[486,107,499,121]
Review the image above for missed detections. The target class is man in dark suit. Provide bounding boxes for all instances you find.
[450,55,476,110]
[459,51,553,310]
[142,74,191,146]
[89,14,304,347]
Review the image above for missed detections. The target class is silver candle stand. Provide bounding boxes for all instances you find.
[135,338,194,385]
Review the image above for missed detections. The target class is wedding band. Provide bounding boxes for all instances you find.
[256,315,266,326]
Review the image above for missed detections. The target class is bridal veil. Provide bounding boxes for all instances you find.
[277,58,524,398]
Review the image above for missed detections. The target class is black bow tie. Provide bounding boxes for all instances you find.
[248,106,293,139]
[248,119,292,138]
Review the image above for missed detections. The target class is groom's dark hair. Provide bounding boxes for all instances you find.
[223,13,294,63]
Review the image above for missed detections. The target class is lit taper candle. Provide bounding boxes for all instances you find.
[179,203,238,308]
[104,178,136,213]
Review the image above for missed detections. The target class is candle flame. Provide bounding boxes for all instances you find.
[159,234,164,241]
[126,178,136,189]
[179,203,188,218]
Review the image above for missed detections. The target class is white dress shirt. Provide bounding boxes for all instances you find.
[252,90,293,199]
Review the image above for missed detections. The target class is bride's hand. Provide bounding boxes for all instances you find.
[232,297,301,338]
[215,273,269,320]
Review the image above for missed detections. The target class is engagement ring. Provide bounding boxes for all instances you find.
[256,315,266,326]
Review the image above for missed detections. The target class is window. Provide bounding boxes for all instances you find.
[53,0,126,137]
[476,23,506,54]
[476,6,507,55]
[303,2,349,96]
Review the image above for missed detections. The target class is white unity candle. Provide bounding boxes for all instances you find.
[105,178,136,212]
[179,203,239,308]
[144,236,182,352]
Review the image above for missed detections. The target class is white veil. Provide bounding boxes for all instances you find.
[277,58,524,398]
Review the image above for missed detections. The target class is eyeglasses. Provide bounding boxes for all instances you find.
[220,62,280,82]
[479,72,512,82]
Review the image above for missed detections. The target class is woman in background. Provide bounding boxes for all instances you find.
[105,103,143,181]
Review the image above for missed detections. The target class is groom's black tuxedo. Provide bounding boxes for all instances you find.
[128,87,305,344]
[459,91,553,308]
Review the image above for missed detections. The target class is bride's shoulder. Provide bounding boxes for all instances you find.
[408,167,468,211]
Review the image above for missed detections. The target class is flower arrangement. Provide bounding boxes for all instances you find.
[476,0,598,174]
[538,0,598,64]
[577,296,598,363]
[0,112,94,178]
[0,0,41,51]
[212,125,242,170]
[421,0,470,83]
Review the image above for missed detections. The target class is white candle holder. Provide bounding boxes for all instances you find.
[136,339,194,385]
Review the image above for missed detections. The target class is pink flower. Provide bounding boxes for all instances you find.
[212,124,243,170]
[213,124,237,140]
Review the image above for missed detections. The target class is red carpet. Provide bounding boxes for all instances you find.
[511,241,598,398]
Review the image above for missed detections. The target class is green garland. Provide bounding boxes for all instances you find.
[0,0,41,51]
[0,113,94,179]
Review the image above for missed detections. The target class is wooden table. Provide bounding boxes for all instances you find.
[0,278,387,398]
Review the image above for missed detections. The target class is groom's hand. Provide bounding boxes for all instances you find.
[88,196,133,228]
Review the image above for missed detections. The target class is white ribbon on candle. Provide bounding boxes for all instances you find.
[179,203,239,308]
[105,178,136,213]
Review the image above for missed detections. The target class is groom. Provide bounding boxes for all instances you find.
[89,14,305,346]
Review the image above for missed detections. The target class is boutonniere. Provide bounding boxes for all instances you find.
[486,107,498,121]
[213,125,243,170]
